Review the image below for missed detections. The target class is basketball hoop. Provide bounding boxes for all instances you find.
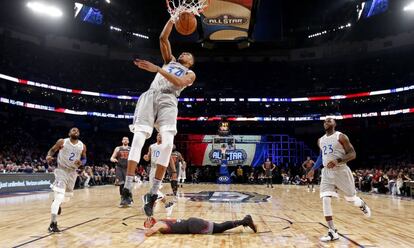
[166,0,210,20]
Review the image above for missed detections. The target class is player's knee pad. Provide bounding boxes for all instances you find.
[156,131,174,166]
[128,131,147,162]
[322,197,333,217]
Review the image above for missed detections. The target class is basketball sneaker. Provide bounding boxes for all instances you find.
[241,215,257,233]
[119,197,129,208]
[143,193,158,217]
[121,188,133,206]
[360,200,371,217]
[48,222,61,233]
[320,229,339,242]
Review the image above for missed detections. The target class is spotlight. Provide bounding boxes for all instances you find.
[105,0,111,3]
[26,1,63,18]
[403,2,414,11]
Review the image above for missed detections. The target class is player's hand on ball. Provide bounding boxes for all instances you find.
[134,59,159,73]
[327,160,337,168]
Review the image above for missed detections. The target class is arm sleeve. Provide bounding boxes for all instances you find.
[312,153,323,170]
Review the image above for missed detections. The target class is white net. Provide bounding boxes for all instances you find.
[166,0,209,18]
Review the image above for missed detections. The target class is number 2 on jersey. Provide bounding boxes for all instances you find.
[69,152,75,161]
[323,145,333,155]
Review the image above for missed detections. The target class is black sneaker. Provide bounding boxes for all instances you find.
[48,222,61,233]
[242,215,257,233]
[119,197,129,208]
[122,188,133,203]
[142,193,158,217]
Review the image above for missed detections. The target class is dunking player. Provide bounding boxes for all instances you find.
[144,215,257,236]
[46,127,87,232]
[307,118,371,242]
[262,158,275,188]
[170,145,185,191]
[122,17,196,217]
[301,156,315,192]
[110,137,131,207]
[143,133,174,215]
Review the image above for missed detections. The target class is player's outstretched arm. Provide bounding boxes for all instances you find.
[110,147,119,163]
[159,19,175,64]
[134,59,196,88]
[145,222,167,237]
[46,139,64,164]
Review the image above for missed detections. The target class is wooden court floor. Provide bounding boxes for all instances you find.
[0,183,413,248]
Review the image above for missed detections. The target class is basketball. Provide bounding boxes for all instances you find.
[175,12,197,36]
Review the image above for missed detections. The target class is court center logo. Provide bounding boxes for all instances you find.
[182,191,270,203]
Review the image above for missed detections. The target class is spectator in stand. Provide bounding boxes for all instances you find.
[248,172,255,184]
[236,166,244,184]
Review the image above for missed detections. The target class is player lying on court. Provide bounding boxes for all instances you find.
[46,127,87,232]
[122,17,196,218]
[307,118,371,242]
[143,215,257,236]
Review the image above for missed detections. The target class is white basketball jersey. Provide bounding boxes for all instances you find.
[319,131,346,168]
[57,138,84,170]
[149,61,193,97]
[150,143,162,167]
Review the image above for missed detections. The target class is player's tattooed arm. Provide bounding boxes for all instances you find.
[159,19,175,64]
[110,147,120,163]
[46,139,64,164]
[337,134,356,164]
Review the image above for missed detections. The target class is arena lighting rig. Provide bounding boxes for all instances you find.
[404,1,414,11]
[26,1,63,18]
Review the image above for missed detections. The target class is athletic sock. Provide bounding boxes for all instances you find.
[327,220,336,230]
[51,214,57,223]
[124,176,134,191]
[150,179,162,195]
